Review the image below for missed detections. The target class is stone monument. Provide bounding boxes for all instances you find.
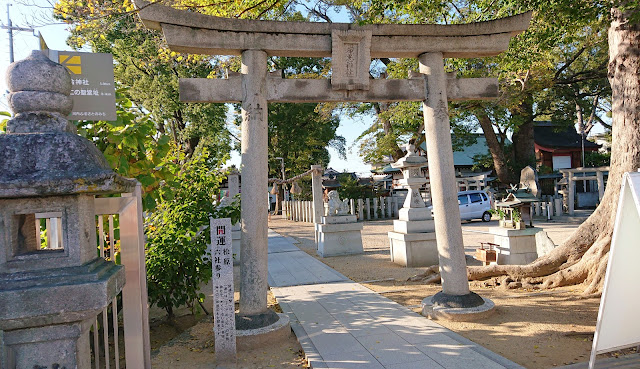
[0,51,135,367]
[520,165,540,198]
[387,144,438,267]
[317,190,364,257]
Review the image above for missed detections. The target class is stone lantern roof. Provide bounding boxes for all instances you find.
[0,51,136,198]
[391,143,427,169]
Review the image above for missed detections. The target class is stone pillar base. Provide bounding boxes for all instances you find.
[317,222,363,257]
[388,231,438,267]
[489,227,542,265]
[235,313,291,350]
[421,293,496,322]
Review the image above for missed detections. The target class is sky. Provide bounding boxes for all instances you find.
[0,0,374,175]
[0,1,609,178]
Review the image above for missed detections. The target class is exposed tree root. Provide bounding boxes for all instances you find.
[408,265,440,283]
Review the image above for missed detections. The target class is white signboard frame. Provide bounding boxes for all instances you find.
[590,171,640,368]
[210,217,237,364]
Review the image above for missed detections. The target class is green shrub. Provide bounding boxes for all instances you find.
[145,151,240,318]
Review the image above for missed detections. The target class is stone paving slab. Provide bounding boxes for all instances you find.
[267,230,525,369]
[268,229,302,253]
[267,231,349,287]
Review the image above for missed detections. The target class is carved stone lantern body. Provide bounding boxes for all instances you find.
[391,144,433,231]
[0,51,136,368]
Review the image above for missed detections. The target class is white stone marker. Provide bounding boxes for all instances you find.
[210,217,237,364]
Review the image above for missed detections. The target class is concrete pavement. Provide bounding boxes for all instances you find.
[267,229,524,369]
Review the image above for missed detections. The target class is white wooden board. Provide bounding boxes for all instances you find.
[590,172,640,368]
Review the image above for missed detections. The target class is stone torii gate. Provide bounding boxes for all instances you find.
[136,1,531,325]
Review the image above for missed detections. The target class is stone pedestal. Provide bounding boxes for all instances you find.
[317,215,364,257]
[389,232,438,267]
[388,207,438,267]
[2,319,94,368]
[489,227,542,265]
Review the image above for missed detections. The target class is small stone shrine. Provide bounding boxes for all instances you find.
[317,190,364,257]
[0,51,136,367]
[489,180,542,265]
[387,144,438,267]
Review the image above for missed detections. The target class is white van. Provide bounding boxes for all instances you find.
[429,190,493,222]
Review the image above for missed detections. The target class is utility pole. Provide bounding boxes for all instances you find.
[2,4,35,63]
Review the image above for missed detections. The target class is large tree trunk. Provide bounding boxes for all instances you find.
[475,110,516,185]
[465,7,640,294]
[511,98,537,168]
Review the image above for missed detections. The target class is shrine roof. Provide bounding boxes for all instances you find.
[534,122,600,151]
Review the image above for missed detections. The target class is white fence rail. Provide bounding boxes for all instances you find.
[283,197,402,222]
[91,185,151,368]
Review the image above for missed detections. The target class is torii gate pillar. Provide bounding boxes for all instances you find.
[419,53,488,313]
[239,50,271,318]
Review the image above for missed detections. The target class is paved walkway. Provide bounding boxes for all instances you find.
[267,230,524,369]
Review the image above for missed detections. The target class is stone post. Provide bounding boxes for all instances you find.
[311,165,324,225]
[350,199,356,216]
[555,197,563,217]
[597,170,605,202]
[568,172,575,216]
[239,49,270,319]
[358,199,364,220]
[419,52,488,313]
[366,198,371,220]
[373,198,379,219]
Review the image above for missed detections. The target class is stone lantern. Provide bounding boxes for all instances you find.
[387,144,438,267]
[0,51,136,367]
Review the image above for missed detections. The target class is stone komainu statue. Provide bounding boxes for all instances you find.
[327,190,350,216]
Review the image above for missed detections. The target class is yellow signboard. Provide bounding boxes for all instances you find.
[58,54,82,75]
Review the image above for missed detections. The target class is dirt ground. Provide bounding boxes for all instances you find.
[149,216,627,368]
[150,289,307,368]
[267,217,622,369]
